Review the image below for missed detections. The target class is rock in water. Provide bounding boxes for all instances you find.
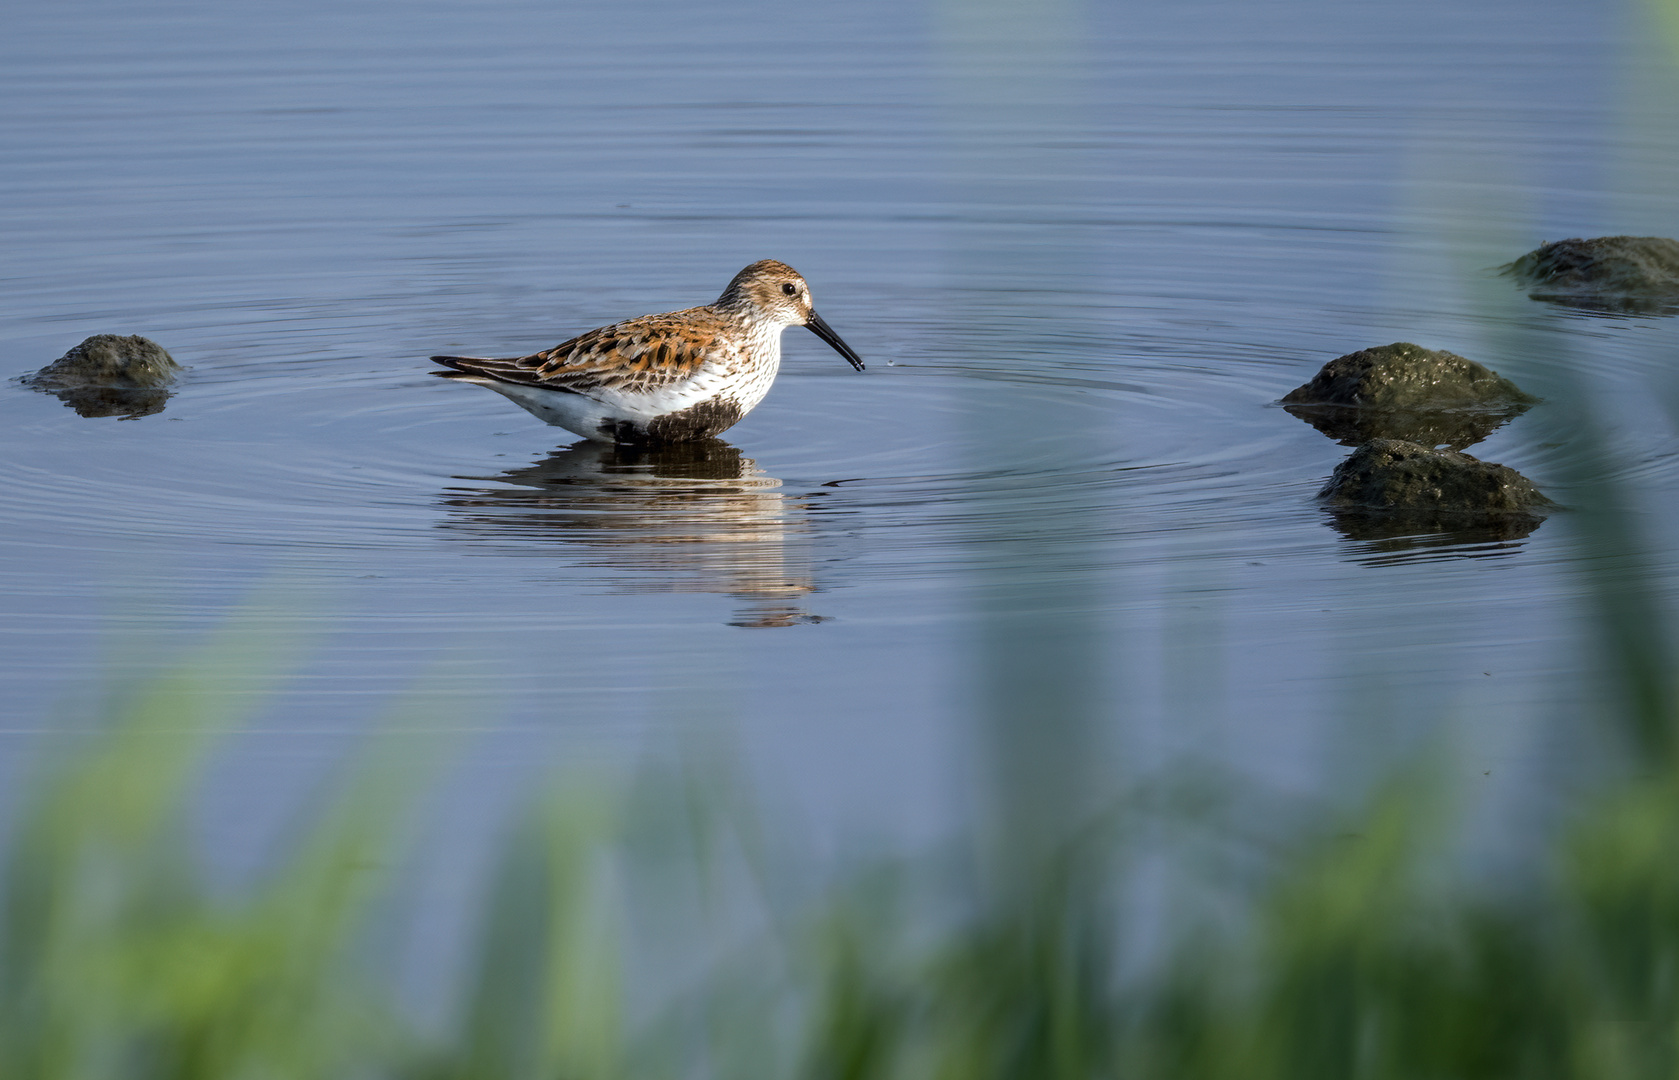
[1283,342,1535,411]
[1319,439,1551,514]
[1500,236,1679,313]
[21,335,181,419]
[26,335,180,388]
[1282,343,1538,450]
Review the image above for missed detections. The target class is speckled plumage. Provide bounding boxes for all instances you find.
[432,260,864,444]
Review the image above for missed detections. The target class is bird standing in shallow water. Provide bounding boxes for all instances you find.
[431,260,864,444]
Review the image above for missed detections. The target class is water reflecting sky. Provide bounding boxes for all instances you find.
[2,0,1677,859]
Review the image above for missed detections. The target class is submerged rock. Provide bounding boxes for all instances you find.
[1282,343,1537,450]
[1500,236,1679,313]
[21,335,181,419]
[1319,439,1551,515]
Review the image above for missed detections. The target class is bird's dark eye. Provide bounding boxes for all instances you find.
[781,283,797,296]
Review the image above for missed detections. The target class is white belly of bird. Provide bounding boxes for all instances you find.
[482,335,782,441]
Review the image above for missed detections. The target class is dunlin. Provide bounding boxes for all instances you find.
[432,260,864,443]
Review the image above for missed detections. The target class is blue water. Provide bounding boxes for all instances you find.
[3,0,1677,899]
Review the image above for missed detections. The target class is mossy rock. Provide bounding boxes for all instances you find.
[1283,343,1537,450]
[25,334,180,389]
[1284,343,1536,412]
[1319,439,1552,514]
[1500,236,1679,313]
[21,335,181,419]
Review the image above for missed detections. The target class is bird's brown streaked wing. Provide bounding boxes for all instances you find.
[440,309,726,395]
[529,312,729,392]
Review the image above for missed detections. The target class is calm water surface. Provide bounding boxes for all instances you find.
[3,1,1678,868]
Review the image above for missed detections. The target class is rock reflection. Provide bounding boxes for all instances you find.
[1282,403,1528,452]
[28,383,174,419]
[435,439,826,627]
[1325,506,1547,564]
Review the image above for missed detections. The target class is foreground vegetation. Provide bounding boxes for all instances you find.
[0,517,1674,1080]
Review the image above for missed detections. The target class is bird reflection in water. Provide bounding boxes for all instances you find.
[435,438,825,627]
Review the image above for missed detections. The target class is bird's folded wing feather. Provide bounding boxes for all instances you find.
[480,309,728,395]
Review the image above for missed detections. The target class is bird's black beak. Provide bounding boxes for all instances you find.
[805,311,865,371]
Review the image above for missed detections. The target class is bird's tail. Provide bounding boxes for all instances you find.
[430,355,513,383]
[431,355,494,371]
